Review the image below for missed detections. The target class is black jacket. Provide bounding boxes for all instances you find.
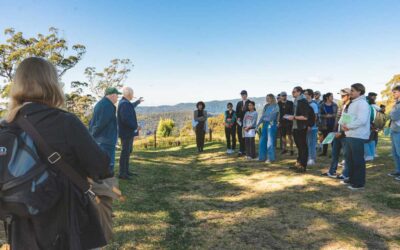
[236,100,251,120]
[5,103,110,250]
[118,98,140,139]
[278,100,294,127]
[294,99,310,130]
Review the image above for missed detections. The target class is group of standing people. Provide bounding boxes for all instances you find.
[193,83,399,190]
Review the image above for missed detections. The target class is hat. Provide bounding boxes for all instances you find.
[280,91,287,96]
[105,87,122,96]
[240,90,248,95]
[338,88,351,95]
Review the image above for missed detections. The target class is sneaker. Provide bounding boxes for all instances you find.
[336,175,349,180]
[388,172,400,177]
[321,172,336,178]
[307,159,315,166]
[226,150,231,154]
[340,180,350,185]
[265,160,272,164]
[374,154,379,158]
[395,176,400,181]
[348,185,364,190]
[365,156,374,162]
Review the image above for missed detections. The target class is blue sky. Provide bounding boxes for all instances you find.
[1,0,399,106]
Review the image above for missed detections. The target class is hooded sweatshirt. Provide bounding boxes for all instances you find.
[390,100,400,133]
[344,95,371,140]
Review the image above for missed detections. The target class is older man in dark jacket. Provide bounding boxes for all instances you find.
[89,87,121,173]
[118,86,143,180]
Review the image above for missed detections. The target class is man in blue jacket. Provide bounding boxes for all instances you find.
[89,87,121,173]
[118,86,144,180]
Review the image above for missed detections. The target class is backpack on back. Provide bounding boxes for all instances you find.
[371,107,387,130]
[0,125,61,219]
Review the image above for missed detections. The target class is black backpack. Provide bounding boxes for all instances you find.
[0,115,94,241]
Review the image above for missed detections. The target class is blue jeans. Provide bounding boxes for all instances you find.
[98,143,116,172]
[364,140,376,159]
[119,136,134,177]
[345,137,366,187]
[307,128,318,161]
[258,122,277,161]
[391,132,400,174]
[329,136,348,177]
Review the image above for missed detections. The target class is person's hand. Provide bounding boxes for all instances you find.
[237,118,241,122]
[286,115,294,121]
[335,133,342,139]
[342,125,350,131]
[139,97,144,103]
[227,118,232,122]
[138,126,142,131]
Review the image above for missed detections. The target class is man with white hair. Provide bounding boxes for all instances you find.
[117,86,144,180]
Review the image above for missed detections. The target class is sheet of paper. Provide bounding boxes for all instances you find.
[244,129,256,137]
[322,132,336,144]
[338,113,355,125]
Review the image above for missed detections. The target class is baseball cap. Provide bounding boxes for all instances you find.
[240,90,248,95]
[280,91,287,96]
[338,88,351,95]
[105,87,122,96]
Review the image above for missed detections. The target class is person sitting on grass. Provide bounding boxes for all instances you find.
[243,101,258,160]
[224,102,237,154]
[257,94,279,163]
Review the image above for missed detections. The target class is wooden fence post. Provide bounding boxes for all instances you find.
[154,130,157,149]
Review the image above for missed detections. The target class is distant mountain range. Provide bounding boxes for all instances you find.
[136,96,292,115]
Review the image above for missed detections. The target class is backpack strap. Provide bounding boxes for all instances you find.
[15,115,95,200]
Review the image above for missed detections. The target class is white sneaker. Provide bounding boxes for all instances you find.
[226,150,231,154]
[307,159,315,166]
[365,156,374,162]
[374,154,379,158]
[265,160,272,164]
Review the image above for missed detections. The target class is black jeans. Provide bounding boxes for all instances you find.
[344,137,366,187]
[119,136,134,177]
[225,126,236,150]
[293,128,308,168]
[245,137,256,158]
[196,122,205,150]
[237,125,245,153]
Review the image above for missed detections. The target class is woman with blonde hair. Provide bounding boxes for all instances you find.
[257,94,280,163]
[2,57,111,249]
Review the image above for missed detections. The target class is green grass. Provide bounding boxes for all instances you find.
[107,136,400,249]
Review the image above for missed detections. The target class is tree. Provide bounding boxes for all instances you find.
[65,81,96,125]
[381,74,400,112]
[0,27,86,98]
[85,59,133,98]
[157,118,175,137]
[208,114,225,134]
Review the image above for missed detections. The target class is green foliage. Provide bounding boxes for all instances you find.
[65,81,96,125]
[208,114,225,134]
[157,118,175,137]
[0,27,86,97]
[85,59,133,98]
[381,74,400,112]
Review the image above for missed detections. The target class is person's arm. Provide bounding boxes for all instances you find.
[252,113,258,129]
[91,104,114,137]
[236,102,241,121]
[120,102,138,130]
[346,102,370,130]
[66,114,111,179]
[294,102,308,121]
[132,99,141,108]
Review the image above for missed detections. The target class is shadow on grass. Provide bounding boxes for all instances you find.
[109,139,399,250]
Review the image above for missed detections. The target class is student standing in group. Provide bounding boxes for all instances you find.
[117,87,143,180]
[194,101,208,153]
[322,88,351,179]
[224,102,237,154]
[319,93,338,156]
[278,91,294,156]
[389,86,400,181]
[342,83,371,190]
[4,57,111,249]
[89,87,121,173]
[236,90,251,156]
[243,101,258,160]
[287,86,310,172]
[257,94,280,163]
[365,92,380,161]
[304,89,319,166]
[314,91,322,105]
